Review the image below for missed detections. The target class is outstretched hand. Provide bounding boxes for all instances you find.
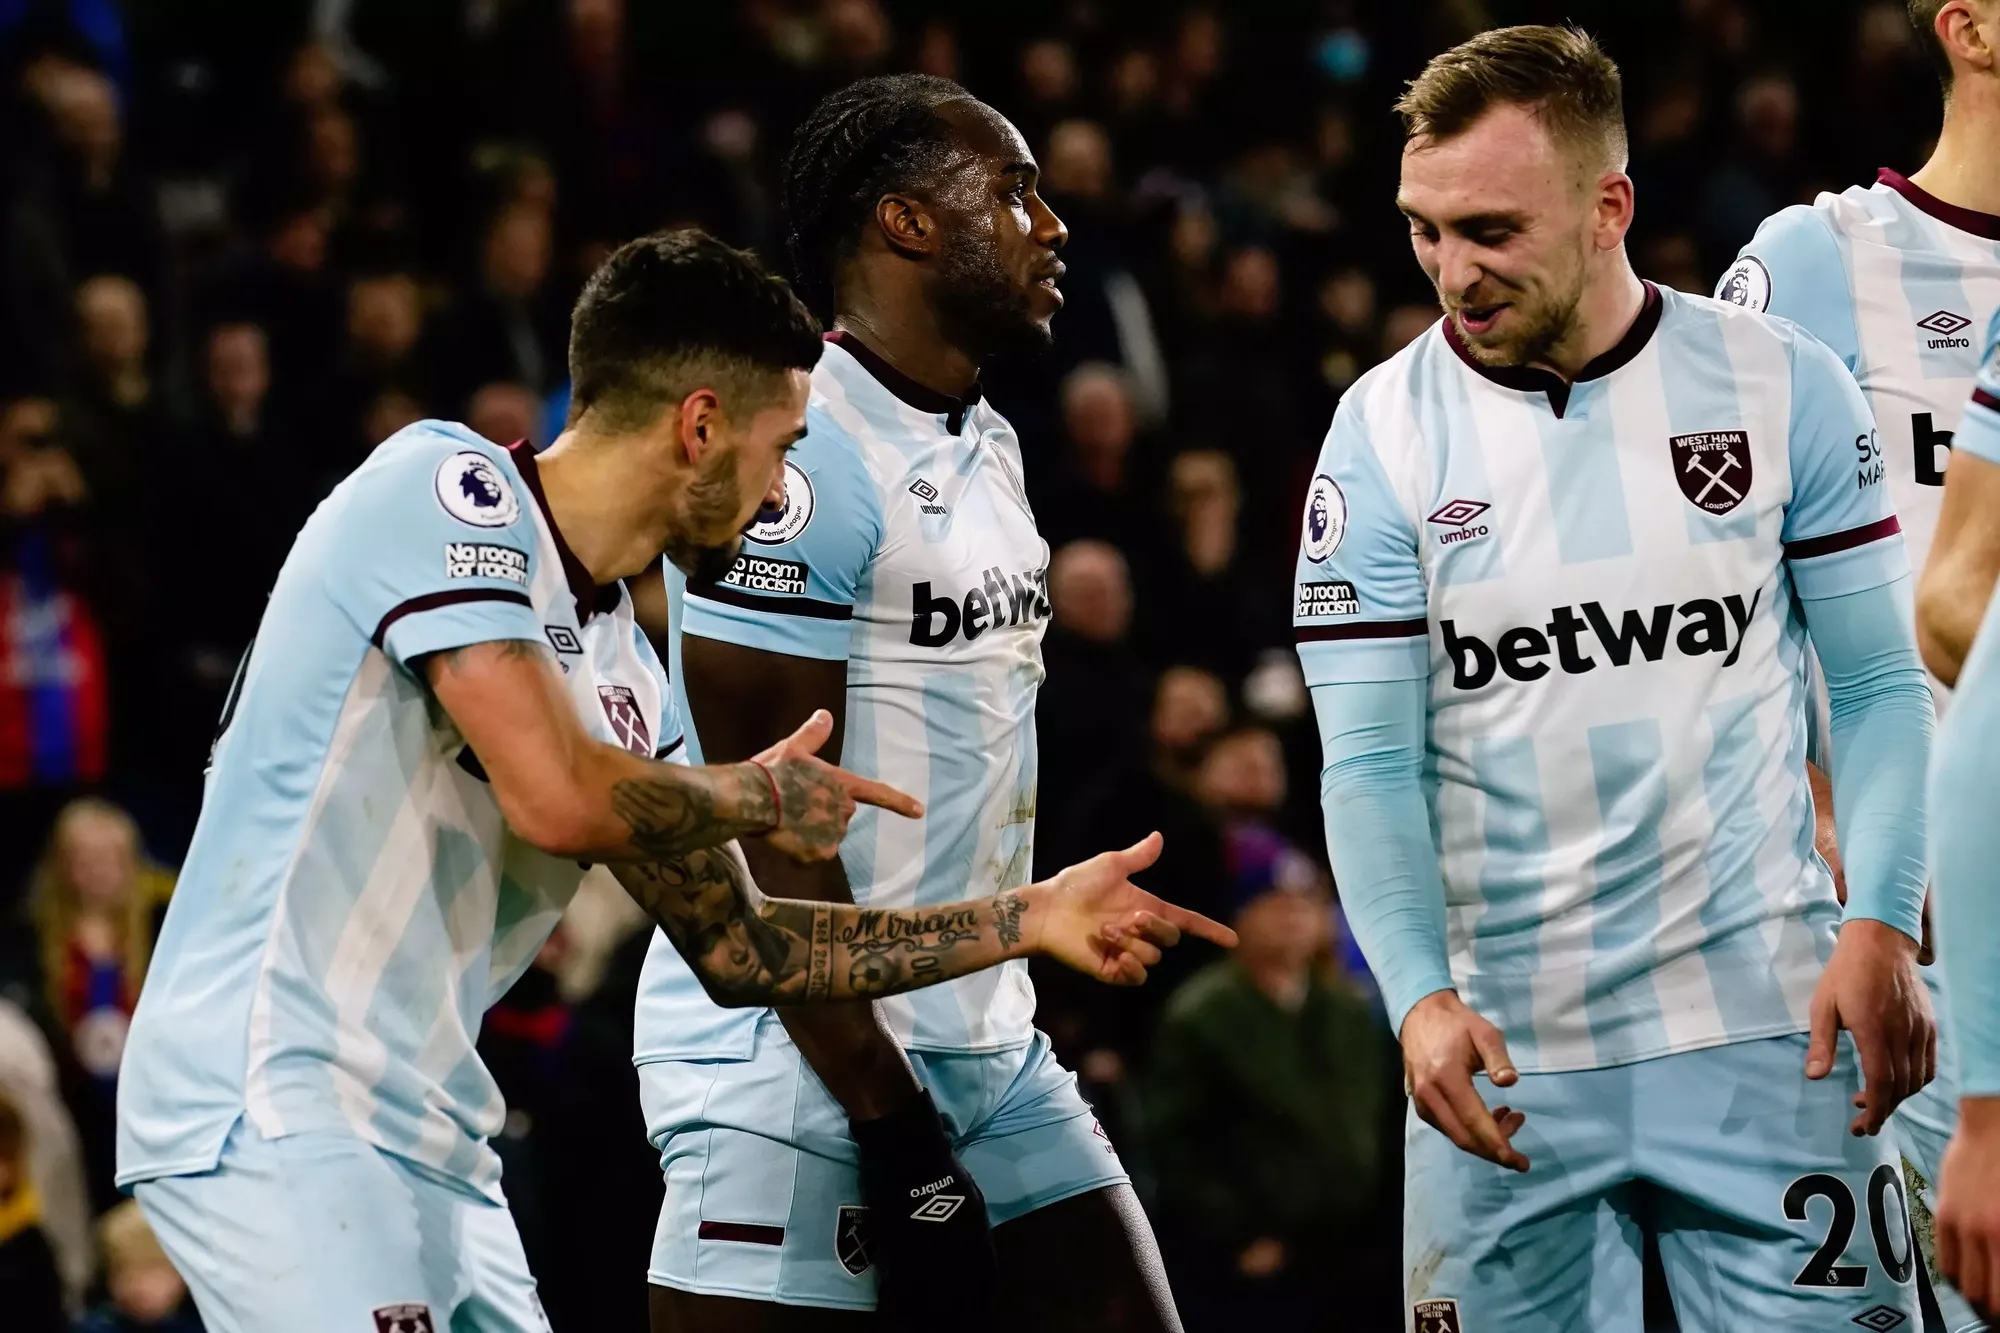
[750,710,924,863]
[1027,832,1237,984]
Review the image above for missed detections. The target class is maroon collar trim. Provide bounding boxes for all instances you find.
[823,330,981,433]
[504,439,608,619]
[1877,168,2000,241]
[1441,281,1662,419]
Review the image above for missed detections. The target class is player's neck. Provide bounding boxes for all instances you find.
[1910,84,2000,218]
[1531,261,1646,383]
[533,435,658,586]
[830,304,981,403]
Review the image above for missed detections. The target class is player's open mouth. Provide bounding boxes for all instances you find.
[1034,263,1066,305]
[1457,303,1507,335]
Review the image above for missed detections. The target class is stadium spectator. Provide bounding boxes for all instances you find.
[0,402,108,908]
[1147,450,1285,687]
[74,1201,200,1333]
[1035,539,1149,823]
[22,799,168,1213]
[0,1000,90,1309]
[467,381,544,451]
[1034,362,1157,563]
[424,200,569,412]
[1147,840,1394,1332]
[1038,666,1231,1101]
[0,1088,65,1331]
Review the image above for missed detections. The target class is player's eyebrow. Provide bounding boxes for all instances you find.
[1000,161,1039,185]
[1399,200,1523,235]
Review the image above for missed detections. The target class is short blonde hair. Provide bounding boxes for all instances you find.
[1395,25,1627,171]
[98,1200,169,1275]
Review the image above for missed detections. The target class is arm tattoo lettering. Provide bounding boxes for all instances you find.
[611,853,1023,1007]
[992,891,1028,951]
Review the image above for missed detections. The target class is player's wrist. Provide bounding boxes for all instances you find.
[1394,985,1463,1041]
[731,760,784,836]
[1837,909,1923,954]
[1004,884,1049,962]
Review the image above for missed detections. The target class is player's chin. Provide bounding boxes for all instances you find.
[671,536,743,588]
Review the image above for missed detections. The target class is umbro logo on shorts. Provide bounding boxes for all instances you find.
[1413,1297,1462,1333]
[910,1193,965,1222]
[372,1305,436,1333]
[1851,1306,1908,1331]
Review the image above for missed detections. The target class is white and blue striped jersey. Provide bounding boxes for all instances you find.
[118,422,682,1201]
[633,333,1051,1062]
[1293,284,1908,1073]
[1718,169,2000,594]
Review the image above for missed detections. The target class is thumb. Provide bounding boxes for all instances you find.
[782,709,834,758]
[1116,831,1164,873]
[1469,1016,1519,1088]
[1806,988,1838,1080]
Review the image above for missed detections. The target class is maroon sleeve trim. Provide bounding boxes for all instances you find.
[1782,515,1903,562]
[697,1220,785,1246]
[372,588,535,648]
[1296,618,1429,643]
[1972,387,2000,414]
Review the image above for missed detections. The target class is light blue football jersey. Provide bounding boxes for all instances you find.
[1293,284,1908,1074]
[118,421,681,1201]
[1718,169,2000,594]
[634,333,1051,1061]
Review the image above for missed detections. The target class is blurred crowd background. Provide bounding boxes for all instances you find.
[0,0,1953,1329]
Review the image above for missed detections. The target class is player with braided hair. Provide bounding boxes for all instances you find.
[635,75,1187,1332]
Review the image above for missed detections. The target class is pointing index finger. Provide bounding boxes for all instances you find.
[838,769,924,819]
[1160,901,1237,949]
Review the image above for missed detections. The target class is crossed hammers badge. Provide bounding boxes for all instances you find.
[1669,430,1753,516]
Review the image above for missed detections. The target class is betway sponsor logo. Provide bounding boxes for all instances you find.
[1443,590,1761,690]
[910,567,1051,647]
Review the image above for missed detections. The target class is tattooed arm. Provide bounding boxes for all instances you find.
[614,831,1235,1008]
[423,639,918,864]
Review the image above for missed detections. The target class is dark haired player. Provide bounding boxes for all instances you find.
[636,77,1185,1332]
[113,229,1228,1333]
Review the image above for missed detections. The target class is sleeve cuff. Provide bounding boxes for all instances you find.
[1297,632,1429,686]
[683,591,854,661]
[376,589,542,665]
[1787,521,1910,601]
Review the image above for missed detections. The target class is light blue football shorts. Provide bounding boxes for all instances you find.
[1404,1034,1922,1333]
[134,1119,549,1333]
[638,1014,1128,1310]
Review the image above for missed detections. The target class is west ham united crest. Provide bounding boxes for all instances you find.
[835,1204,872,1277]
[597,684,651,756]
[1412,1298,1463,1333]
[1670,430,1752,516]
[372,1305,436,1333]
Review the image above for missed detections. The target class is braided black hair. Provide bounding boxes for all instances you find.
[781,74,972,316]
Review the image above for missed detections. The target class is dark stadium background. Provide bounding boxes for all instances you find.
[0,1,1944,1329]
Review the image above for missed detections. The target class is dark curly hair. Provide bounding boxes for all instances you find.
[781,74,972,316]
[566,228,821,432]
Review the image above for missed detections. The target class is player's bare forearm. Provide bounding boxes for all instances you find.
[612,849,1033,1007]
[1918,449,2000,686]
[424,639,891,863]
[749,842,922,1118]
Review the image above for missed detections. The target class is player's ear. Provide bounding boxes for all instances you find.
[875,193,937,260]
[1592,171,1636,252]
[677,389,722,465]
